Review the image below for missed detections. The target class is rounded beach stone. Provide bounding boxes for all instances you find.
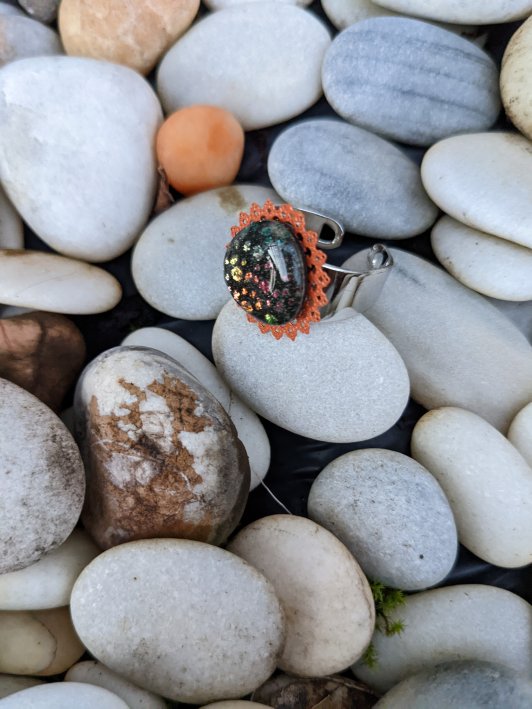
[421,132,532,250]
[157,105,244,196]
[0,675,43,699]
[157,4,331,131]
[0,56,161,262]
[132,184,278,320]
[411,407,532,568]
[66,661,166,709]
[487,298,532,343]
[508,402,532,468]
[345,248,532,432]
[0,379,85,574]
[70,539,285,703]
[59,0,199,76]
[18,0,59,23]
[374,661,532,709]
[213,303,409,443]
[0,682,129,708]
[0,607,85,676]
[205,0,311,8]
[431,216,532,301]
[501,16,532,141]
[353,584,532,692]
[268,119,437,238]
[228,515,375,676]
[0,14,61,66]
[307,449,457,590]
[0,184,23,250]
[0,530,99,611]
[372,0,532,24]
[0,250,121,314]
[74,346,249,549]
[0,3,23,16]
[322,18,499,147]
[122,327,270,490]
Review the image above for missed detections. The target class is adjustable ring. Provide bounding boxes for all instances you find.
[224,200,393,341]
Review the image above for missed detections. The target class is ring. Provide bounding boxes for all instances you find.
[224,200,393,340]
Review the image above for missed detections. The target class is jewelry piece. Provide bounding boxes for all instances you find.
[224,200,393,340]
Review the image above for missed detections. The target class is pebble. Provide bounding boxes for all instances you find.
[157,4,331,131]
[501,16,532,141]
[322,18,499,147]
[132,184,278,320]
[0,3,23,15]
[372,0,532,24]
[18,0,59,22]
[75,346,249,549]
[307,449,457,590]
[0,530,99,611]
[431,216,532,301]
[157,105,244,195]
[412,407,532,568]
[353,584,532,692]
[0,14,61,66]
[508,403,532,468]
[421,132,532,250]
[374,661,532,709]
[0,607,85,676]
[59,0,199,76]
[0,682,129,708]
[205,0,311,9]
[268,119,437,237]
[0,676,43,700]
[122,327,270,490]
[65,661,166,709]
[0,185,23,250]
[0,56,161,263]
[0,379,85,574]
[344,248,532,432]
[487,298,532,343]
[229,515,374,676]
[70,539,285,703]
[0,250,121,314]
[213,303,410,442]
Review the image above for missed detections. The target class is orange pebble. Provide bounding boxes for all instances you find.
[156,105,245,196]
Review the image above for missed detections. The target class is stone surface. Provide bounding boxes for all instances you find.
[0,530,99,611]
[132,184,278,320]
[59,0,199,75]
[0,14,61,66]
[75,346,249,549]
[412,407,532,568]
[0,682,129,708]
[0,184,23,250]
[501,16,532,141]
[205,0,311,8]
[0,607,85,676]
[0,675,43,699]
[0,379,85,574]
[213,303,409,442]
[0,250,122,314]
[421,132,532,250]
[344,248,532,432]
[157,4,331,131]
[0,311,86,411]
[70,539,285,703]
[66,662,166,709]
[268,119,437,238]
[353,584,532,692]
[375,661,532,708]
[372,0,532,24]
[322,18,499,146]
[431,216,532,301]
[122,327,270,490]
[308,449,457,590]
[508,402,532,468]
[18,0,59,22]
[0,56,161,262]
[487,298,532,343]
[229,515,375,676]
[0,3,23,15]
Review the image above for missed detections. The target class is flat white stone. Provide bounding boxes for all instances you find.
[411,407,532,568]
[0,56,161,262]
[0,184,23,250]
[308,449,457,590]
[122,328,270,490]
[508,403,532,470]
[372,0,532,24]
[228,515,375,676]
[0,15,61,66]
[0,379,85,574]
[353,584,532,692]
[65,662,166,709]
[132,185,278,321]
[501,17,532,141]
[268,119,437,238]
[421,132,532,250]
[345,248,532,432]
[0,530,99,611]
[70,539,285,703]
[206,0,310,8]
[0,683,129,708]
[0,676,43,700]
[213,303,410,443]
[157,4,331,130]
[0,250,122,314]
[431,216,532,301]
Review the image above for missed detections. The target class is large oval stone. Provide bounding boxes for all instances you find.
[372,0,532,24]
[225,220,307,326]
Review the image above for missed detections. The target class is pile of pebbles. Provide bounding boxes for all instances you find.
[0,0,531,707]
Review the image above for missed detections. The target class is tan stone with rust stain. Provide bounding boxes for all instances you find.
[59,0,200,75]
[75,346,249,549]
